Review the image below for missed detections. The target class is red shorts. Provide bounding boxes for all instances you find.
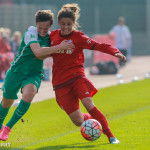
[55,77,98,115]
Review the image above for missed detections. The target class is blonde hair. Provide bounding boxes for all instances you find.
[0,27,5,37]
[57,3,80,29]
[0,28,11,39]
[12,31,22,40]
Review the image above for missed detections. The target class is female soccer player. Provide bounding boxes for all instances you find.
[49,4,126,144]
[0,10,73,141]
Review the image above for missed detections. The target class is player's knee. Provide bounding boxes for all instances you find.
[22,92,35,102]
[69,109,84,126]
[2,98,14,108]
[81,97,95,112]
[22,84,37,102]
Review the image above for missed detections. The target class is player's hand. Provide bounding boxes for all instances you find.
[115,53,126,62]
[59,40,75,51]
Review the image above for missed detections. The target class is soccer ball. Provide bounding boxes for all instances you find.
[80,119,102,141]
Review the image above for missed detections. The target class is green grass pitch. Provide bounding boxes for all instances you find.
[0,79,150,150]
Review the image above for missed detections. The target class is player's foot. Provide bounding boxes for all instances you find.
[0,125,4,133]
[0,126,11,141]
[109,137,120,144]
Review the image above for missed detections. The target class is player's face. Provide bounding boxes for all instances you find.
[59,18,75,36]
[36,21,51,37]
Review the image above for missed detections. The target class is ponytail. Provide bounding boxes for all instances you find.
[57,3,80,29]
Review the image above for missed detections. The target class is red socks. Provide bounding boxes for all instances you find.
[89,106,114,139]
[82,113,93,121]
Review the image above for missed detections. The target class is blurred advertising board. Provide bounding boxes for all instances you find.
[93,34,119,65]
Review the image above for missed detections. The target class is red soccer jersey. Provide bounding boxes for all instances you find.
[50,29,121,87]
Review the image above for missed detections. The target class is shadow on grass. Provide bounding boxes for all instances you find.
[35,145,94,150]
[33,142,109,150]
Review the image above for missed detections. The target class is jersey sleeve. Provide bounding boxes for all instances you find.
[78,32,121,56]
[78,32,97,50]
[24,26,38,46]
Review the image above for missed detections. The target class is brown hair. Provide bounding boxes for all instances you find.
[35,10,54,26]
[57,3,80,29]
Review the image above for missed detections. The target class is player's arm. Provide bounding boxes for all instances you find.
[79,33,126,61]
[25,26,74,58]
[93,43,126,61]
[35,55,52,60]
[30,40,74,58]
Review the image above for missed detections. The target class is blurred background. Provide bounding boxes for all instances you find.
[0,0,150,54]
[0,0,150,81]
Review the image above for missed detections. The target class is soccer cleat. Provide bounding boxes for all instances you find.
[0,125,4,133]
[109,137,120,144]
[0,126,11,141]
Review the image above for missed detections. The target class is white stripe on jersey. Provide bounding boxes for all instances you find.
[9,46,26,70]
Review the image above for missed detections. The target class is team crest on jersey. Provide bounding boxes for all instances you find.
[55,39,74,54]
[68,39,72,43]
[30,34,35,38]
[87,39,91,44]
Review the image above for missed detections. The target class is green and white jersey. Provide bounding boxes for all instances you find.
[10,26,50,75]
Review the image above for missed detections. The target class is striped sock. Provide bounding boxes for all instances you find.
[82,113,93,121]
[0,101,10,129]
[6,99,31,129]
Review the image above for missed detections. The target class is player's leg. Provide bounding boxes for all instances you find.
[6,83,37,128]
[82,113,93,121]
[81,97,119,144]
[71,77,97,122]
[71,77,95,121]
[0,98,14,141]
[74,77,112,135]
[55,86,85,127]
[68,109,84,126]
[0,74,41,141]
[74,77,119,144]
[5,73,41,130]
[81,96,119,144]
[0,84,37,141]
[0,97,14,132]
[0,70,21,131]
[0,70,22,141]
[81,97,113,136]
[69,110,94,126]
[68,97,93,122]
